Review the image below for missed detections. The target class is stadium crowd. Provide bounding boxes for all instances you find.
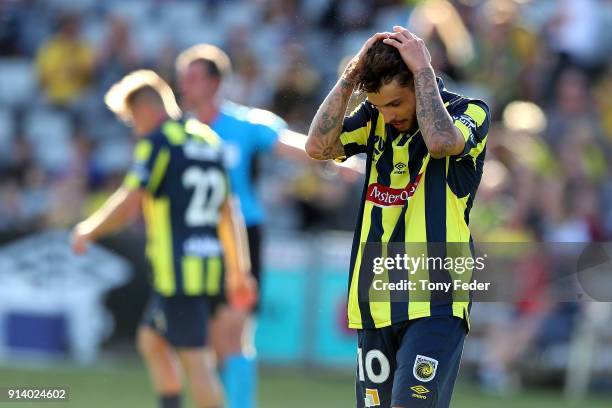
[1,0,612,394]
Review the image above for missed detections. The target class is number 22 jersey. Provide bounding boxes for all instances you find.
[124,118,230,298]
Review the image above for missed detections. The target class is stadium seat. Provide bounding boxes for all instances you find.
[159,1,203,26]
[0,59,36,108]
[301,0,333,23]
[23,109,73,171]
[81,17,107,50]
[338,31,372,59]
[133,23,169,60]
[0,109,15,162]
[106,0,151,23]
[372,6,411,33]
[46,0,98,11]
[94,137,132,174]
[216,1,258,28]
[175,24,224,50]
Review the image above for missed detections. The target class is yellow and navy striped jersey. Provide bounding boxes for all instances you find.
[338,78,491,329]
[124,118,230,298]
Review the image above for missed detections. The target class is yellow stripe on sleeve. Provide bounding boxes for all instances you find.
[465,104,487,126]
[162,121,187,145]
[135,140,153,161]
[340,127,368,147]
[123,173,141,190]
[186,118,221,147]
[147,148,170,193]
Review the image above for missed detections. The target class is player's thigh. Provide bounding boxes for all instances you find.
[137,325,172,358]
[136,326,182,390]
[138,295,174,358]
[176,347,223,406]
[176,347,218,379]
[392,316,467,408]
[209,304,249,358]
[355,326,399,408]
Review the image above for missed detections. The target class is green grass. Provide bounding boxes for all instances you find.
[0,359,609,407]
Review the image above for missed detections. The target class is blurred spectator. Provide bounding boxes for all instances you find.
[152,41,178,85]
[319,0,374,34]
[0,0,21,56]
[545,69,604,149]
[593,67,612,142]
[35,13,94,107]
[409,0,475,80]
[223,48,273,108]
[96,15,140,94]
[468,0,541,112]
[546,0,606,89]
[271,43,320,131]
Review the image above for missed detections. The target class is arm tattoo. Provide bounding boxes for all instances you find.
[307,78,354,160]
[414,67,461,157]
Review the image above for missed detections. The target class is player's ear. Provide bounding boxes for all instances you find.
[211,77,222,92]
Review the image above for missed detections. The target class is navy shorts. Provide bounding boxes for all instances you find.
[140,292,210,348]
[356,316,467,408]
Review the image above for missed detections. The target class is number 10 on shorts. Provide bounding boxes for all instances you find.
[357,348,391,384]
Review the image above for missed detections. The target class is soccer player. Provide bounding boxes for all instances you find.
[71,70,256,408]
[175,44,295,408]
[306,27,491,408]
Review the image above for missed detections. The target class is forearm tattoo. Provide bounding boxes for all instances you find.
[414,68,458,156]
[307,78,354,160]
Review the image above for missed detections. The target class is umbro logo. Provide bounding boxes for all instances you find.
[394,162,407,174]
[411,385,429,400]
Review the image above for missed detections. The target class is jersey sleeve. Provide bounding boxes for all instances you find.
[217,145,232,200]
[247,108,286,153]
[451,100,491,160]
[337,102,372,161]
[123,132,170,194]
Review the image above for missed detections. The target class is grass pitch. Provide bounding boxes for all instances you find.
[0,358,609,407]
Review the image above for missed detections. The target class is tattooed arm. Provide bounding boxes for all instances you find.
[383,26,465,158]
[305,78,354,160]
[413,67,464,158]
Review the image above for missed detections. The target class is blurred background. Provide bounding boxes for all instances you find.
[0,0,612,406]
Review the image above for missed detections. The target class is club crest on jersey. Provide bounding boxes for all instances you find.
[413,355,438,382]
[364,388,380,407]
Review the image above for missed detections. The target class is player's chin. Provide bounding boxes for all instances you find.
[391,121,410,131]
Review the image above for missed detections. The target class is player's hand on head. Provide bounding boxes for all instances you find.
[382,26,432,73]
[227,272,258,313]
[343,32,390,85]
[71,225,91,255]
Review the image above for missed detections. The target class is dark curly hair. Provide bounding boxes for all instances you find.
[355,41,414,93]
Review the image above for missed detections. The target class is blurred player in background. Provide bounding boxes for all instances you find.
[306,27,491,407]
[175,44,297,408]
[71,70,256,408]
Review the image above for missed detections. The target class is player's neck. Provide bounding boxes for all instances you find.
[136,113,169,137]
[195,102,219,125]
